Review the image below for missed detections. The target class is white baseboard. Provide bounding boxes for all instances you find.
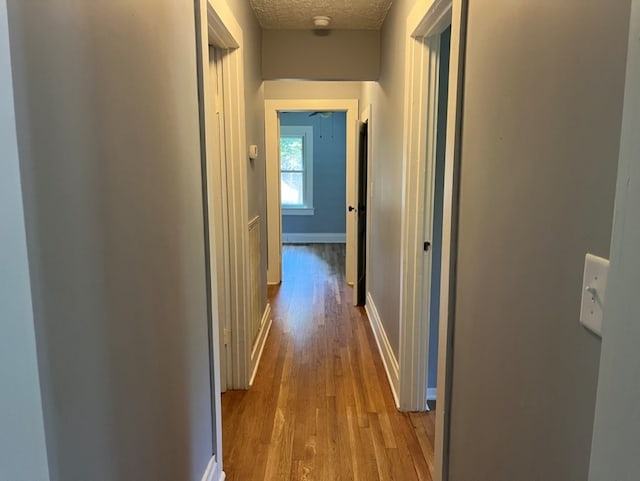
[250,303,272,386]
[281,232,346,243]
[427,387,437,401]
[201,455,226,481]
[201,456,218,481]
[365,292,400,408]
[425,387,437,411]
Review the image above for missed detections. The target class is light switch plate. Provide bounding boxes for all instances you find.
[580,253,609,337]
[249,144,259,160]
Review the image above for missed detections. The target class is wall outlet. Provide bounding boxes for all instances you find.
[580,253,609,337]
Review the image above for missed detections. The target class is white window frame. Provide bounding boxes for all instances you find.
[280,125,314,215]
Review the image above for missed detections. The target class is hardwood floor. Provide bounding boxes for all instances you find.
[221,244,436,481]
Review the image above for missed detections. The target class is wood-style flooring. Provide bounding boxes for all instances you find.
[221,244,435,481]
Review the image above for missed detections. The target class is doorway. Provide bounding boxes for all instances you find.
[277,110,349,280]
[195,0,253,477]
[398,1,466,480]
[265,99,360,298]
[423,26,451,409]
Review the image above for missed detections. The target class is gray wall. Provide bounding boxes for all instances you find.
[589,3,640,479]
[448,1,630,480]
[8,2,213,480]
[281,111,347,235]
[263,30,380,80]
[427,26,450,390]
[0,0,50,478]
[360,0,416,358]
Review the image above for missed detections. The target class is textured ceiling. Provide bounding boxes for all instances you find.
[249,0,393,30]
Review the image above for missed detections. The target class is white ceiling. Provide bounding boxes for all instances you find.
[249,0,393,30]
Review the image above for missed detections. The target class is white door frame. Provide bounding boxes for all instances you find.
[195,0,251,477]
[398,0,466,480]
[205,1,252,392]
[265,99,359,286]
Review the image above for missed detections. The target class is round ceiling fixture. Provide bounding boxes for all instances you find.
[312,16,331,29]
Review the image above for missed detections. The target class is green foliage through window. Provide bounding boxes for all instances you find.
[280,136,304,171]
[280,126,313,209]
[281,135,305,206]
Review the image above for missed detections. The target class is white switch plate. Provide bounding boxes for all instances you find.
[580,253,609,337]
[249,144,259,160]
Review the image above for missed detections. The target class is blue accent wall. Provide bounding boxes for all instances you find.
[281,111,346,234]
[428,26,451,390]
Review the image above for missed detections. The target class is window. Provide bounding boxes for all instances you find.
[280,126,314,215]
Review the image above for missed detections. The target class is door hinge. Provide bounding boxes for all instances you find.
[224,328,231,346]
[424,241,431,252]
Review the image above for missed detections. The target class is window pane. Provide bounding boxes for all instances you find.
[280,136,304,171]
[281,172,304,205]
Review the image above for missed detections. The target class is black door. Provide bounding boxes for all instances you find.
[356,121,368,306]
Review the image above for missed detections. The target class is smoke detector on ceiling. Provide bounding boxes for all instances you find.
[312,16,331,29]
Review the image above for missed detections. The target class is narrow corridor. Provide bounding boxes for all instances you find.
[222,244,435,480]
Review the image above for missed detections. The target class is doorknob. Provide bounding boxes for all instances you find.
[348,205,356,212]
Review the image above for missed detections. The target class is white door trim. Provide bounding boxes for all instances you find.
[398,1,466,481]
[398,30,441,413]
[195,0,249,477]
[203,0,251,392]
[265,99,359,285]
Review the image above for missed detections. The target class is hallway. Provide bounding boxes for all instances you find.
[222,244,435,480]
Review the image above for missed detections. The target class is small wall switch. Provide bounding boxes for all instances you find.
[249,144,258,160]
[580,253,609,337]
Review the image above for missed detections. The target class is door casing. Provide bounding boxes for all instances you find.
[195,0,252,477]
[398,1,467,481]
[265,99,359,287]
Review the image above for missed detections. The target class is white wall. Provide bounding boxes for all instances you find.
[263,29,380,80]
[8,2,213,480]
[0,1,49,478]
[265,80,364,102]
[589,2,640,479]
